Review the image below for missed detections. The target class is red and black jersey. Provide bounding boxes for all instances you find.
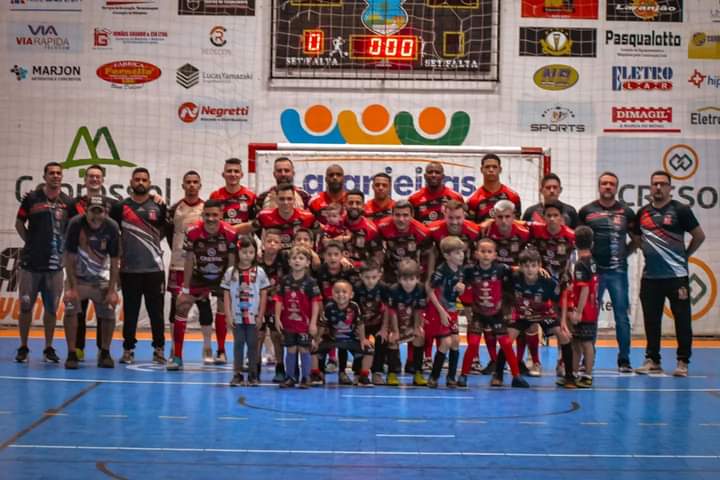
[364,198,395,222]
[467,184,522,222]
[522,201,579,229]
[17,189,73,272]
[510,272,559,322]
[485,221,531,267]
[428,219,480,255]
[377,217,431,269]
[308,191,347,224]
[273,273,322,334]
[529,222,575,283]
[318,222,349,253]
[345,217,383,267]
[429,262,463,314]
[408,186,464,224]
[258,251,290,318]
[256,185,310,211]
[567,254,599,323]
[315,263,359,303]
[209,186,257,225]
[183,220,237,288]
[253,207,317,249]
[322,300,362,342]
[110,197,167,273]
[463,261,512,316]
[353,282,389,331]
[387,283,427,339]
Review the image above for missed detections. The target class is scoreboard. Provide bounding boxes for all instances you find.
[271,0,499,86]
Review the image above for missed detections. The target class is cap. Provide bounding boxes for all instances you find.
[87,195,106,211]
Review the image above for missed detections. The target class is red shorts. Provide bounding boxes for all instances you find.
[167,270,212,297]
[425,306,459,338]
[458,289,473,306]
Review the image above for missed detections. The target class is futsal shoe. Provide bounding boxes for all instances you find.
[214,350,227,365]
[518,361,530,376]
[298,377,311,389]
[490,375,503,387]
[422,357,433,371]
[43,346,60,363]
[75,348,85,362]
[412,372,428,386]
[372,372,385,386]
[98,351,114,369]
[326,358,338,373]
[427,377,438,389]
[202,348,213,365]
[386,373,400,386]
[64,352,79,370]
[152,347,166,365]
[279,377,295,388]
[338,371,353,385]
[470,359,483,374]
[248,375,260,387]
[480,360,496,375]
[575,375,593,388]
[672,361,689,377]
[555,377,577,389]
[634,359,663,375]
[357,375,373,387]
[618,363,634,374]
[229,373,244,387]
[166,356,183,371]
[403,360,415,375]
[457,375,468,388]
[446,376,457,388]
[511,376,529,388]
[119,349,134,364]
[15,346,29,363]
[272,365,286,383]
[310,372,325,386]
[528,361,542,377]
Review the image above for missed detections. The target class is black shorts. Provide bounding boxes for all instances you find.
[469,311,506,335]
[316,339,372,355]
[260,314,281,333]
[364,323,382,338]
[283,332,312,348]
[572,322,597,342]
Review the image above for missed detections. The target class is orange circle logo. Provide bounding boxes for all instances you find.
[662,144,699,181]
[663,257,718,321]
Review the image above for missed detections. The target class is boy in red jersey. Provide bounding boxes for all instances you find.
[408,162,464,224]
[467,153,522,222]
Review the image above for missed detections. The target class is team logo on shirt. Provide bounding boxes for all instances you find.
[148,210,157,221]
[207,247,217,257]
[663,214,673,225]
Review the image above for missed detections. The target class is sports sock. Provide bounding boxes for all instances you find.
[300,352,311,381]
[407,343,414,363]
[412,345,424,372]
[461,335,480,375]
[431,351,446,380]
[498,335,520,377]
[173,316,187,358]
[516,334,527,364]
[388,348,401,374]
[215,313,227,353]
[561,343,574,380]
[285,351,297,381]
[527,332,540,364]
[328,348,337,361]
[495,350,506,378]
[484,331,498,361]
[338,349,348,371]
[448,349,459,379]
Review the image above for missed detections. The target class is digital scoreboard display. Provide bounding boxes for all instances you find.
[272,0,499,85]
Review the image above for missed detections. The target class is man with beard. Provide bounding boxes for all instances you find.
[309,164,347,224]
[364,172,395,222]
[467,154,522,222]
[523,173,579,228]
[408,162,464,224]
[256,157,311,210]
[377,200,432,284]
[110,168,168,365]
[344,190,383,268]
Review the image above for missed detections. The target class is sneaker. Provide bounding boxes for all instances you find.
[358,375,372,387]
[310,372,325,386]
[98,351,114,369]
[386,372,400,386]
[470,359,483,374]
[556,377,577,389]
[511,376,530,388]
[338,371,353,385]
[75,348,85,362]
[490,376,503,387]
[372,372,385,386]
[403,361,415,375]
[427,377,438,389]
[43,347,60,363]
[166,356,183,371]
[635,358,663,375]
[65,353,78,370]
[446,376,457,388]
[15,346,29,363]
[229,373,245,387]
[119,349,134,364]
[214,350,227,365]
[457,375,468,388]
[480,360,496,375]
[272,366,286,383]
[618,363,634,374]
[202,348,213,365]
[518,361,530,376]
[280,377,295,388]
[575,376,593,388]
[422,357,433,371]
[412,371,427,386]
[555,361,565,378]
[672,360,689,377]
[248,376,260,387]
[152,347,166,365]
[298,377,311,389]
[326,359,338,373]
[528,361,542,377]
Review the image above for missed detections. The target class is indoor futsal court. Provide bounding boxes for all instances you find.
[1,333,718,480]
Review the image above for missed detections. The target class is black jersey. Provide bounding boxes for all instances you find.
[323,300,362,341]
[463,261,512,316]
[578,200,636,272]
[17,189,73,272]
[353,282,389,331]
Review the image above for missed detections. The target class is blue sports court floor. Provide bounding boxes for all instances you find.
[0,336,719,480]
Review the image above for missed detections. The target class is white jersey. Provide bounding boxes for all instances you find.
[168,198,204,271]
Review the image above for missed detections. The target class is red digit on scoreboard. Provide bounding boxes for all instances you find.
[303,30,324,55]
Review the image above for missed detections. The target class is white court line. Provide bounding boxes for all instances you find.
[342,394,473,399]
[376,434,455,438]
[7,444,720,460]
[581,422,608,426]
[518,421,547,425]
[275,417,305,422]
[1,376,719,393]
[458,420,487,424]
[337,418,368,423]
[638,422,668,427]
[158,416,187,420]
[44,413,68,417]
[397,419,427,423]
[99,414,128,419]
[700,423,720,427]
[0,411,11,415]
[218,416,247,421]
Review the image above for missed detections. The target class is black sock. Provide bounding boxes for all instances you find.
[561,343,574,380]
[338,349,348,371]
[431,351,446,380]
[388,349,401,374]
[413,346,424,372]
[448,349,459,379]
[372,338,386,373]
[495,350,506,378]
[276,363,285,375]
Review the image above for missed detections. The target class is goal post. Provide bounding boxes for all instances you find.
[248,143,551,206]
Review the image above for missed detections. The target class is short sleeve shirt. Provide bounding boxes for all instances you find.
[220,265,270,324]
[510,272,560,321]
[429,262,463,313]
[323,300,362,341]
[463,261,512,316]
[64,216,120,283]
[273,273,322,333]
[578,200,636,272]
[17,189,73,272]
[387,284,427,334]
[183,221,237,288]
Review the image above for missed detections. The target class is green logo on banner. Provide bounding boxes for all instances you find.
[61,126,136,177]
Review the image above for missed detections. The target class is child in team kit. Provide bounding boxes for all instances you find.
[274,246,322,388]
[425,236,466,388]
[311,280,374,386]
[318,203,351,250]
[387,259,428,386]
[292,228,322,270]
[461,238,528,388]
[566,226,599,388]
[222,236,270,387]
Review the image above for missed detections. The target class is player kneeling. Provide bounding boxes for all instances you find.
[311,280,374,386]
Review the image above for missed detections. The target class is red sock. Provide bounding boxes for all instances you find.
[329,348,337,361]
[215,313,227,353]
[462,335,480,375]
[499,335,520,377]
[173,316,187,358]
[527,333,540,364]
[484,331,498,361]
[407,343,414,362]
[516,335,527,363]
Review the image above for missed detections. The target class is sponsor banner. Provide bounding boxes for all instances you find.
[688,68,720,89]
[9,0,82,12]
[606,0,683,22]
[101,0,159,15]
[521,0,598,19]
[533,64,579,91]
[96,60,161,89]
[92,28,168,48]
[597,137,719,334]
[604,29,682,59]
[202,25,233,56]
[604,106,680,133]
[9,22,84,53]
[518,101,593,134]
[687,104,720,132]
[177,99,251,125]
[611,65,673,91]
[9,63,81,82]
[689,32,720,60]
[178,0,255,16]
[519,27,596,57]
[176,63,252,89]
